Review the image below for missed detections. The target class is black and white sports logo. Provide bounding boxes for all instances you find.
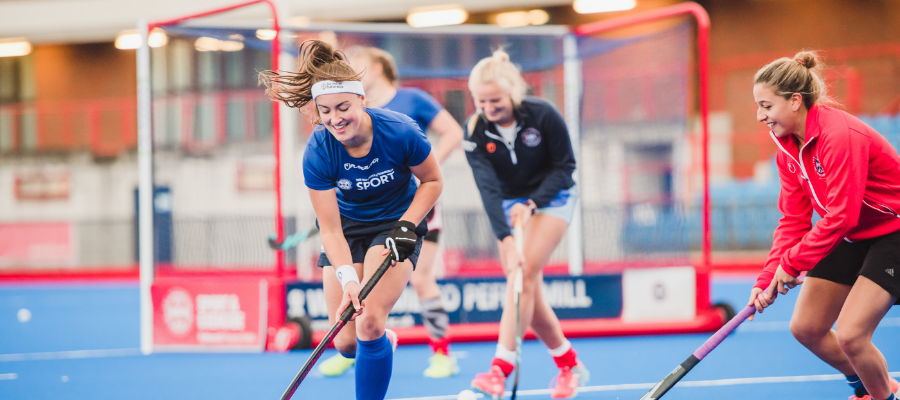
[337,179,352,190]
[887,268,895,277]
[522,128,542,147]
[814,156,825,176]
[345,158,379,171]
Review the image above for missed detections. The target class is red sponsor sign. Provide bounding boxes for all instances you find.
[0,222,75,267]
[152,278,267,352]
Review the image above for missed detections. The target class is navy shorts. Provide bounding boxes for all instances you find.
[806,230,900,304]
[317,216,428,269]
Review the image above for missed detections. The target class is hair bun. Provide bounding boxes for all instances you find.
[491,48,510,63]
[299,40,339,69]
[794,51,819,69]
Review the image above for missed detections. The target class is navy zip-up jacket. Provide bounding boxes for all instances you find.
[463,97,577,240]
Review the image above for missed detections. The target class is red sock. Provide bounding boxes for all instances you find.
[491,357,515,377]
[429,336,450,355]
[553,347,578,369]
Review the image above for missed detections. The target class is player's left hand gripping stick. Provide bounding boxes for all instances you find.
[639,305,755,400]
[279,252,396,400]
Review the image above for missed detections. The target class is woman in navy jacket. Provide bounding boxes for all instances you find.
[463,49,586,400]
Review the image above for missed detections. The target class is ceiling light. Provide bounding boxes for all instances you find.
[194,37,244,52]
[290,16,311,27]
[148,29,168,48]
[194,37,220,52]
[495,9,550,27]
[255,29,276,41]
[115,32,141,50]
[495,11,530,28]
[115,29,167,50]
[219,41,244,52]
[573,0,637,14]
[0,39,30,57]
[528,9,550,25]
[407,4,468,28]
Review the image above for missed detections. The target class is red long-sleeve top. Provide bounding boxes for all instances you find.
[755,105,900,290]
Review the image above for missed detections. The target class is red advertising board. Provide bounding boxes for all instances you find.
[152,277,268,352]
[0,222,75,268]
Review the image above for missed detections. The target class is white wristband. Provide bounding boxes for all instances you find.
[335,264,360,292]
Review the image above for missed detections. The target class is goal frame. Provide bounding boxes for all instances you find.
[576,1,712,311]
[137,0,285,355]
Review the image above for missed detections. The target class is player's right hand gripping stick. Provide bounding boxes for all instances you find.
[386,220,418,262]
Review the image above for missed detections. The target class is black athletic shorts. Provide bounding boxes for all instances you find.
[806,229,900,304]
[316,216,428,269]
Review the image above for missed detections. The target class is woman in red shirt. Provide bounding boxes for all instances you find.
[749,50,900,400]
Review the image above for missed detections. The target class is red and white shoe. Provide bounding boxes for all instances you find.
[849,377,900,400]
[549,361,590,399]
[470,365,507,400]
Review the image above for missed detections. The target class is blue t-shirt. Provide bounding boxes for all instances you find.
[382,87,443,133]
[303,107,432,222]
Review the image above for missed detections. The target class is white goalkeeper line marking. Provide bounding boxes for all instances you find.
[0,348,140,362]
[738,317,900,332]
[388,372,900,400]
[0,373,17,380]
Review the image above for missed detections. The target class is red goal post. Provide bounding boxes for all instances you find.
[137,0,285,355]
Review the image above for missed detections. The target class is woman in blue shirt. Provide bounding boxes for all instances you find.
[261,39,443,400]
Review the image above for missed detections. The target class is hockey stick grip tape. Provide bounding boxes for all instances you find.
[692,304,755,360]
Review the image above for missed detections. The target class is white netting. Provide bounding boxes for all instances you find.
[147,21,705,277]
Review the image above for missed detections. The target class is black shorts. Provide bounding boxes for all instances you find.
[806,230,900,304]
[316,216,428,269]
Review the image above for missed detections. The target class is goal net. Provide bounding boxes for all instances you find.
[138,2,714,352]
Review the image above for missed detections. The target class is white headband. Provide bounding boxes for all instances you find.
[311,80,365,101]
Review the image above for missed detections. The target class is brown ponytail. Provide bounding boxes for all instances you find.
[753,50,834,110]
[259,39,363,124]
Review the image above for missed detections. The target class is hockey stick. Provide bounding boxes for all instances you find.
[510,215,525,400]
[279,252,395,400]
[268,228,319,251]
[638,304,755,400]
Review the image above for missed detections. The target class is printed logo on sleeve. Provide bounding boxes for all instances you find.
[462,140,476,152]
[522,128,542,147]
[813,156,825,176]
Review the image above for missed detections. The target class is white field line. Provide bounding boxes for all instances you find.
[0,373,17,380]
[0,348,140,362]
[389,372,900,400]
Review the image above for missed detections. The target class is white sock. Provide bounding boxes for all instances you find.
[494,343,517,364]
[548,340,571,357]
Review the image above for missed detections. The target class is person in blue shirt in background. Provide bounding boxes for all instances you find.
[260,39,443,400]
[336,45,464,379]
